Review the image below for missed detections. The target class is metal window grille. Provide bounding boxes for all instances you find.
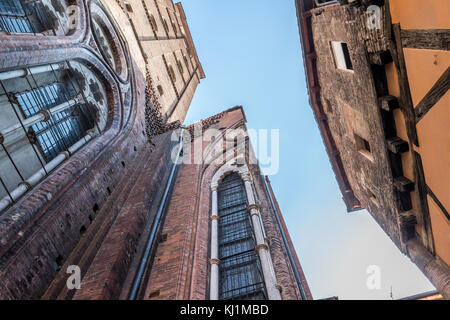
[0,61,98,212]
[218,172,266,300]
[15,82,93,162]
[0,0,56,34]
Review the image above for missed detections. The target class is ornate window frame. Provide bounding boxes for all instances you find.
[209,156,281,300]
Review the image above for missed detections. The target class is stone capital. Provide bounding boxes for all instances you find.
[210,215,219,221]
[58,151,70,159]
[20,68,29,78]
[37,109,51,122]
[211,184,219,191]
[255,244,269,253]
[210,258,221,266]
[247,204,260,213]
[86,129,97,137]
[275,284,283,294]
[18,181,32,191]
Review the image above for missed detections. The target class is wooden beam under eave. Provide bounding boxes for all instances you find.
[401,29,450,51]
[391,24,419,147]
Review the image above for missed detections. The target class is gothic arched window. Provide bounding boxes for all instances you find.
[217,172,267,300]
[0,0,78,35]
[0,60,107,212]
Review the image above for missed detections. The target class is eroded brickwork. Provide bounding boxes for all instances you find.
[310,4,402,247]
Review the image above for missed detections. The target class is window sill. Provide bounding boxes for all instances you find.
[359,150,374,162]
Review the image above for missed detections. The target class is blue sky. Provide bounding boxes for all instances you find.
[181,0,435,300]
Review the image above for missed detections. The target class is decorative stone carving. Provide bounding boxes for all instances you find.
[210,258,221,266]
[255,243,269,253]
[247,204,261,212]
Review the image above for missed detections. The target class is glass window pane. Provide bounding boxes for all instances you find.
[16,82,90,162]
[217,172,266,300]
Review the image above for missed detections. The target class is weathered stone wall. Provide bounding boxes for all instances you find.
[310,4,402,247]
[297,0,450,298]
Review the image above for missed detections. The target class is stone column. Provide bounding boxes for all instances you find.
[242,174,281,300]
[209,184,220,300]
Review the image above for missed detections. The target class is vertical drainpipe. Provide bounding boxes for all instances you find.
[263,175,308,300]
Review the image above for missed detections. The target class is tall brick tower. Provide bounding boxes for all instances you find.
[0,0,204,299]
[0,1,311,300]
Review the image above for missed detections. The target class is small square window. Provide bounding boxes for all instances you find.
[370,192,379,207]
[149,14,158,32]
[331,41,353,71]
[157,85,164,96]
[124,2,133,13]
[354,133,373,161]
[168,65,176,82]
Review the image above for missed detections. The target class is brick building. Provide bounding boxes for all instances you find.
[0,0,311,300]
[134,106,312,300]
[294,0,449,298]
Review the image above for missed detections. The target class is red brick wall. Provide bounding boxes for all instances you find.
[144,107,312,300]
[0,2,156,299]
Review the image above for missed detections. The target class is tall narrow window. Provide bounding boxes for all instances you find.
[149,14,158,32]
[168,65,176,83]
[218,172,266,300]
[0,61,106,212]
[331,41,353,71]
